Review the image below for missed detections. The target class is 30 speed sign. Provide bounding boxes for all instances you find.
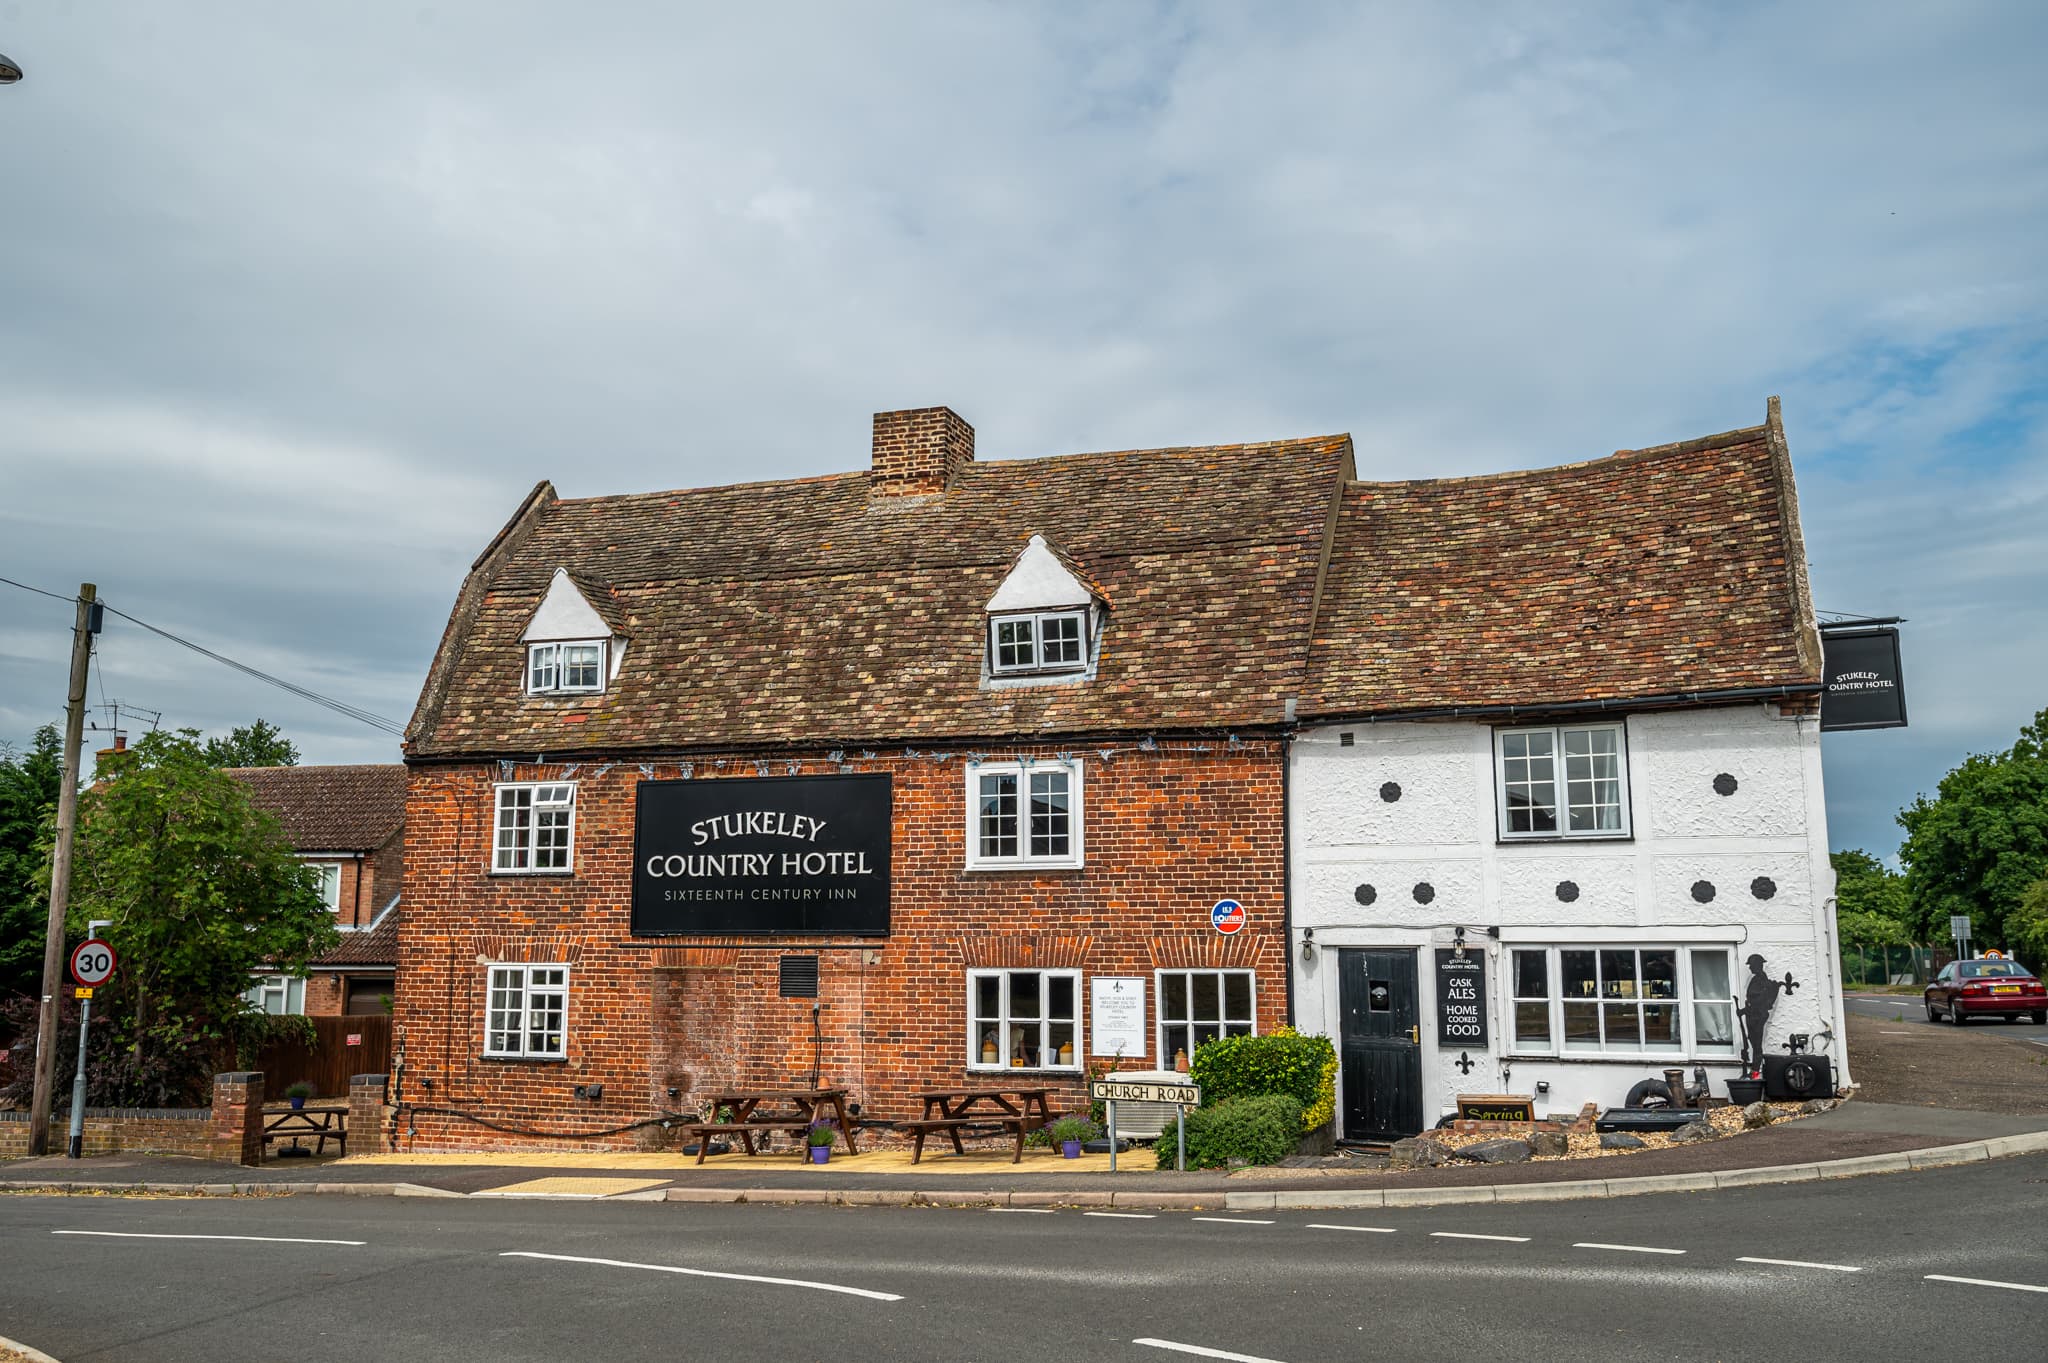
[69,938,117,987]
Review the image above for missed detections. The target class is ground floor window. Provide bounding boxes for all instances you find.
[485,964,569,1059]
[244,974,305,1015]
[1509,945,1737,1057]
[968,969,1080,1070]
[1156,969,1256,1066]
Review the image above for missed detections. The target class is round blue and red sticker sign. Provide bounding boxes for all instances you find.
[1211,899,1246,935]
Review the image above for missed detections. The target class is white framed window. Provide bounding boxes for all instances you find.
[526,640,606,695]
[244,974,305,1016]
[493,782,576,873]
[1156,969,1256,1065]
[1495,721,1630,839]
[484,964,569,1059]
[988,610,1087,675]
[966,760,1083,869]
[307,861,342,913]
[1507,945,1737,1058]
[968,969,1081,1071]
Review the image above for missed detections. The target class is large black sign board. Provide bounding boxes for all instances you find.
[631,774,892,936]
[1434,949,1488,1048]
[1820,627,1908,731]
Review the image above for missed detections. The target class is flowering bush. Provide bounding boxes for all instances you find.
[806,1120,837,1147]
[1047,1114,1100,1144]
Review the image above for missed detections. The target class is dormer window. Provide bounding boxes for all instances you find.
[990,610,1086,675]
[521,567,625,698]
[527,641,606,695]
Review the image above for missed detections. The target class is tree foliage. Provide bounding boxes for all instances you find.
[1897,707,2048,947]
[0,725,64,1001]
[202,718,300,769]
[1830,848,1911,945]
[2008,877,2048,966]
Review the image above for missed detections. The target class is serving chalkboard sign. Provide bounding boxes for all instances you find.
[1435,949,1488,1048]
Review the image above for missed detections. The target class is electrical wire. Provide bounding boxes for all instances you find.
[0,574,76,605]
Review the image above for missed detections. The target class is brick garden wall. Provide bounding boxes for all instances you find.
[396,740,1287,1151]
[0,1108,232,1159]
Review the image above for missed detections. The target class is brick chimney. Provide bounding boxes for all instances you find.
[870,406,974,498]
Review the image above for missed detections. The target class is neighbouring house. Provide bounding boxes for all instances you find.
[227,763,405,1016]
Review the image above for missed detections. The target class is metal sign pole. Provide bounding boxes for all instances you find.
[1108,1099,1117,1172]
[66,995,91,1159]
[1176,1108,1185,1172]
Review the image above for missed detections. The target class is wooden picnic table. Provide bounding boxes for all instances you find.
[263,1103,347,1157]
[902,1086,1054,1164]
[681,1087,859,1165]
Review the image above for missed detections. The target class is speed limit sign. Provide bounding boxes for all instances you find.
[69,938,117,988]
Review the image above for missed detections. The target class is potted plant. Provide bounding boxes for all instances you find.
[806,1120,837,1164]
[1048,1114,1099,1159]
[283,1081,316,1111]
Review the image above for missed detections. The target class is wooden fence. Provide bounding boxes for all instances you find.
[254,1014,393,1099]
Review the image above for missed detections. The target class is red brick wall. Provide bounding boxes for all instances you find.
[395,740,1286,1151]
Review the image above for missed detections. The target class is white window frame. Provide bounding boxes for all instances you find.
[306,860,342,914]
[967,968,1083,1072]
[484,963,570,1060]
[526,640,607,695]
[244,974,305,1016]
[988,609,1088,676]
[1505,945,1739,1059]
[1494,720,1631,840]
[964,760,1084,870]
[1154,968,1258,1066]
[492,782,577,873]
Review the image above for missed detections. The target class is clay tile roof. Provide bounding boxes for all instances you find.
[1301,413,1821,716]
[313,909,400,968]
[407,435,1356,755]
[225,765,407,852]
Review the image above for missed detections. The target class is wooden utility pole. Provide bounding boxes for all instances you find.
[28,583,96,1156]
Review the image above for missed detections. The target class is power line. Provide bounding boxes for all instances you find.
[0,574,76,604]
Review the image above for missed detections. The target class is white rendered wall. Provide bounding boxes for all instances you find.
[1289,702,1845,1125]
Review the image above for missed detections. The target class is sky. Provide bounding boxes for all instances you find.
[0,2,2043,860]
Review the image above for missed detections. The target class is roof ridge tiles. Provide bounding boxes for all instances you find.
[1349,423,1770,494]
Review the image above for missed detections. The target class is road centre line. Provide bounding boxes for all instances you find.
[1133,1338,1292,1363]
[53,1230,365,1246]
[1192,1217,1274,1226]
[1306,1224,1397,1234]
[1925,1274,2048,1295]
[1431,1232,1531,1243]
[1083,1211,1156,1219]
[1574,1242,1686,1256]
[500,1251,902,1302]
[1737,1257,1862,1272]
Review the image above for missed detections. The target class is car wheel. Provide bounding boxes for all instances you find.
[1948,1001,1966,1026]
[2034,1011,2046,1025]
[1926,999,1940,1023]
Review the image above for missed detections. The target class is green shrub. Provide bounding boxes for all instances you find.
[1156,1093,1303,1170]
[1188,1027,1336,1134]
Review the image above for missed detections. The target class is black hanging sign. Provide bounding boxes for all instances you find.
[631,774,892,936]
[1435,949,1488,1048]
[1819,626,1908,731]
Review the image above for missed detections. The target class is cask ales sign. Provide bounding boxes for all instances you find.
[1434,949,1488,1048]
[632,774,892,936]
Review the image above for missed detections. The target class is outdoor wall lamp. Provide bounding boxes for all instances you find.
[1299,927,1316,963]
[0,53,23,84]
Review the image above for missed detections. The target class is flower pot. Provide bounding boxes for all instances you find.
[288,1096,306,1111]
[1724,1077,1765,1105]
[1061,1139,1082,1159]
[809,1145,831,1164]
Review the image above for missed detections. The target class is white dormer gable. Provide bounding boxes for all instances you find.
[522,568,611,643]
[985,534,1093,613]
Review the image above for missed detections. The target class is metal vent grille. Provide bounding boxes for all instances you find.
[778,955,820,998]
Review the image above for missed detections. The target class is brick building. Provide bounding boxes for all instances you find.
[396,408,1352,1149]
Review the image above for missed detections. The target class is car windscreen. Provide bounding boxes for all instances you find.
[1959,962,2030,978]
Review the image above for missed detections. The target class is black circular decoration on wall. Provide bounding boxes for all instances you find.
[1556,880,1580,903]
[1413,882,1435,905]
[1354,884,1377,906]
[1379,781,1402,803]
[1713,772,1739,797]
[1691,880,1717,904]
[1751,876,1778,900]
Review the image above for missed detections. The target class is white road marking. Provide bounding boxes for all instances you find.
[1925,1273,2048,1295]
[1738,1257,1862,1272]
[1575,1242,1686,1256]
[1431,1232,1531,1243]
[1192,1217,1274,1226]
[1133,1338,1292,1363]
[1083,1211,1156,1219]
[991,1207,1056,1214]
[500,1251,902,1301]
[1307,1224,1397,1234]
[52,1230,364,1246]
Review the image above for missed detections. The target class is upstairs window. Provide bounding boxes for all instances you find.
[307,861,341,913]
[989,610,1087,676]
[967,760,1083,869]
[1495,721,1630,839]
[493,782,576,873]
[527,641,606,695]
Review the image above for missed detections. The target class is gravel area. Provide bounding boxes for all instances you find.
[1843,1012,2048,1115]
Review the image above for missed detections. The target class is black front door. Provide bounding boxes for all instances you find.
[1338,948,1423,1141]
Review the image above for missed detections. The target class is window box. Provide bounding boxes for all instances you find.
[966,761,1083,870]
[1156,968,1256,1065]
[1508,944,1737,1059]
[493,782,576,873]
[485,964,569,1059]
[1495,721,1631,840]
[527,640,606,695]
[969,969,1081,1071]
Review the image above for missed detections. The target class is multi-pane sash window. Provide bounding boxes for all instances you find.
[526,640,606,695]
[1157,969,1256,1065]
[968,969,1081,1070]
[244,974,305,1015]
[493,783,576,872]
[485,964,569,1059]
[989,610,1086,675]
[967,761,1082,868]
[1508,945,1737,1057]
[1496,722,1629,838]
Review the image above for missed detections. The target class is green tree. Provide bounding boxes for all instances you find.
[1830,848,1911,945]
[0,725,64,999]
[69,729,337,1101]
[202,719,299,768]
[1897,706,2048,947]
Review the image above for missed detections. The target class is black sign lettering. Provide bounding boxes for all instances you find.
[1435,949,1489,1048]
[1820,627,1908,731]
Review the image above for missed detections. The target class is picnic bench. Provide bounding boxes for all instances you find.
[681,1087,859,1165]
[263,1103,347,1157]
[902,1087,1053,1164]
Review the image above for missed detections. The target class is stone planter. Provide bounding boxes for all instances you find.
[1295,1121,1335,1157]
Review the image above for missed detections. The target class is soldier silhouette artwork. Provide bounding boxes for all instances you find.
[1739,954,1800,1075]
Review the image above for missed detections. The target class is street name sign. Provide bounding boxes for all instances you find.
[1090,1078,1201,1106]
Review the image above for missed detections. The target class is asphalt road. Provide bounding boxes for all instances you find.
[4,1158,2046,1362]
[1845,991,2048,1045]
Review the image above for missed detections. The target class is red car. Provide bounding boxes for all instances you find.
[1924,958,2048,1025]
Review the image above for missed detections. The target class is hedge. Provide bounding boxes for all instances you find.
[1188,1027,1336,1134]
[1156,1093,1303,1170]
